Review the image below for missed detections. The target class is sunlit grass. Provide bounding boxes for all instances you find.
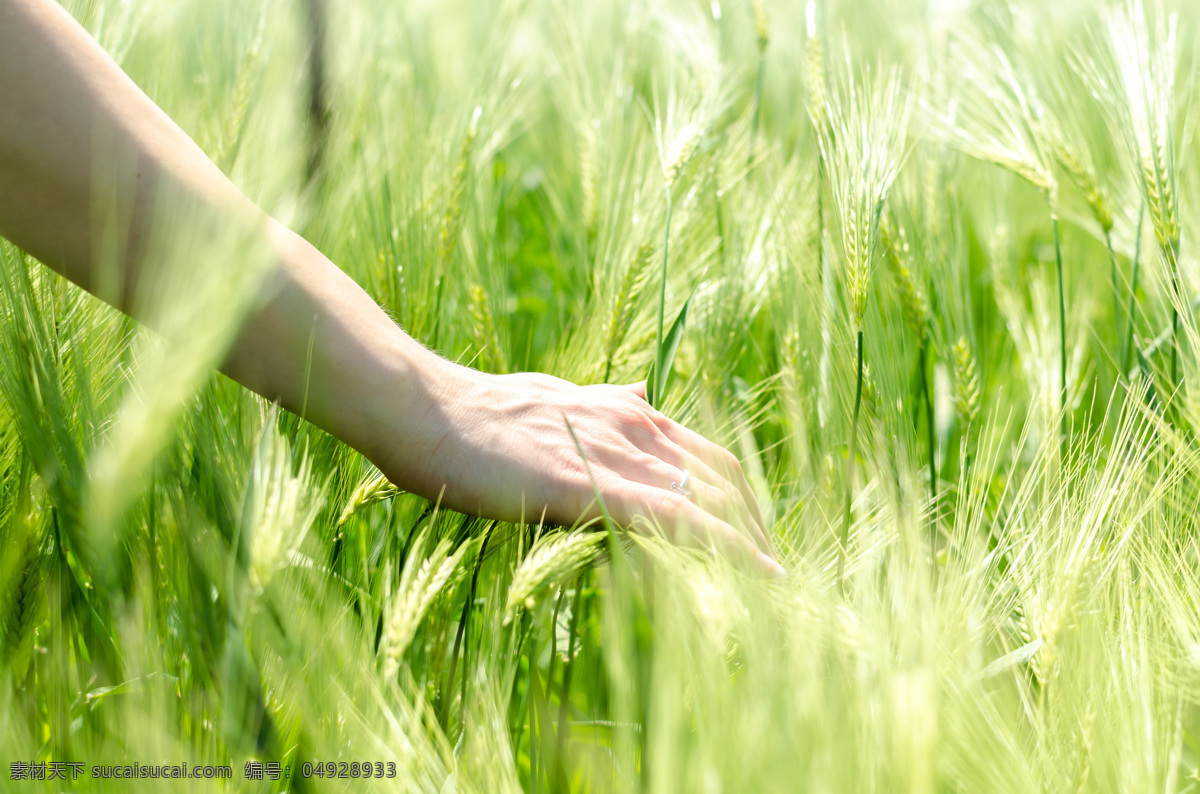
[3,0,1200,791]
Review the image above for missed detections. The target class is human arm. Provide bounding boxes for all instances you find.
[0,0,782,575]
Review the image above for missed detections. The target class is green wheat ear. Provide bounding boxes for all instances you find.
[881,216,928,344]
[604,242,655,383]
[953,336,981,429]
[504,530,603,624]
[0,520,46,682]
[468,283,505,374]
[337,468,400,528]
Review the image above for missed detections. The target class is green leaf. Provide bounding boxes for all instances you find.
[647,289,695,409]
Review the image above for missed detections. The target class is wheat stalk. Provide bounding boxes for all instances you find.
[0,523,45,681]
[468,283,505,373]
[881,213,935,500]
[504,531,603,624]
[651,86,716,407]
[440,106,482,268]
[953,336,981,429]
[661,122,701,190]
[881,216,928,344]
[215,3,267,173]
[938,32,1057,207]
[818,63,910,332]
[817,60,910,587]
[937,25,1071,432]
[804,1,827,133]
[337,468,400,528]
[381,536,469,680]
[579,120,599,238]
[603,242,655,382]
[1048,127,1113,235]
[244,419,323,591]
[750,0,768,53]
[1079,0,1184,388]
[1095,1,1180,260]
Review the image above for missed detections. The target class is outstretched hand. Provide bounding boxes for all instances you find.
[0,0,783,578]
[375,366,785,578]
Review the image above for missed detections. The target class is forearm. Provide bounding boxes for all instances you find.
[0,0,448,483]
[226,221,456,481]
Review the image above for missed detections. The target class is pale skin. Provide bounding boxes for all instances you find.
[0,0,784,577]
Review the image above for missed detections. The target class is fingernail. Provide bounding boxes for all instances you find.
[757,552,788,579]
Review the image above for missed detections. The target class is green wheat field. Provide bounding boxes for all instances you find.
[4,0,1200,790]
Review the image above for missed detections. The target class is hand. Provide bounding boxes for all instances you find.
[378,365,785,578]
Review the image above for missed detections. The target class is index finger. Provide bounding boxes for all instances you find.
[619,382,771,546]
[604,481,786,579]
[656,418,774,555]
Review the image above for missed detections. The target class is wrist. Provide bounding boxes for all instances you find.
[251,223,479,494]
[360,338,481,498]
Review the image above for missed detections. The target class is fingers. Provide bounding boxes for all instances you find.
[636,444,774,556]
[652,420,774,556]
[612,403,773,556]
[676,451,771,552]
[617,451,768,549]
[607,379,778,563]
[618,381,771,550]
[606,482,786,579]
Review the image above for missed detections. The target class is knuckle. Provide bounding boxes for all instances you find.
[619,407,660,438]
[648,410,675,433]
[649,487,687,515]
[704,483,731,509]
